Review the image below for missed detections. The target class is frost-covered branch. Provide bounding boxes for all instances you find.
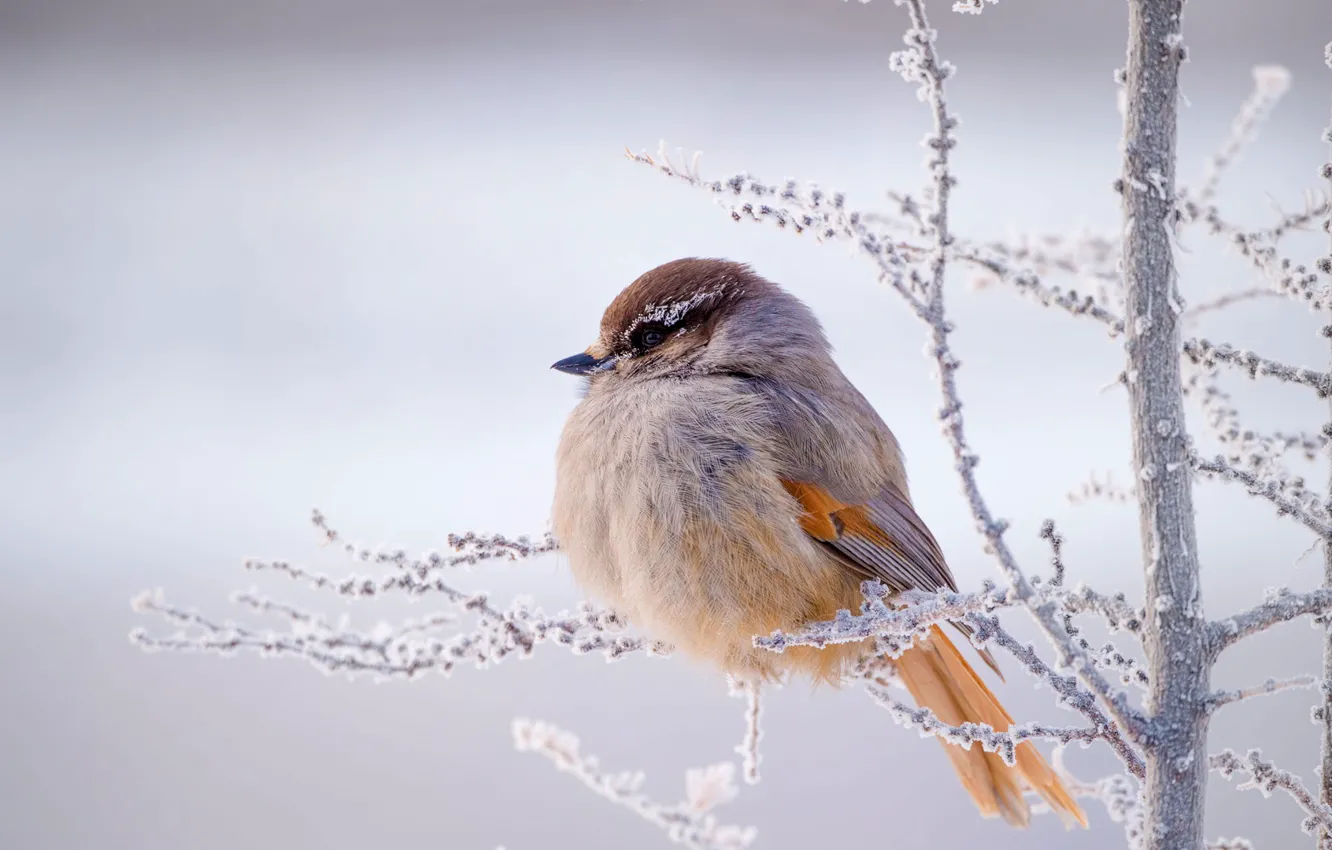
[880,0,1152,764]
[728,677,764,785]
[1185,358,1330,482]
[1118,3,1211,849]
[754,582,1011,652]
[971,611,1147,776]
[1183,339,1332,397]
[959,245,1126,333]
[754,576,1146,775]
[130,588,460,679]
[975,229,1121,288]
[1056,584,1147,635]
[235,510,561,605]
[130,511,673,678]
[1190,454,1332,537]
[625,143,928,313]
[1180,195,1331,310]
[1207,675,1321,713]
[512,719,756,850]
[865,686,1100,766]
[1210,749,1332,847]
[1210,588,1332,656]
[1042,749,1147,847]
[130,584,669,678]
[1051,595,1150,692]
[1319,43,1332,842]
[1068,472,1137,506]
[1196,65,1292,203]
[1041,519,1069,587]
[1182,288,1282,324]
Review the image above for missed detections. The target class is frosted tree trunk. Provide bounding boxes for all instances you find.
[1323,416,1332,838]
[1120,1,1210,848]
[1323,68,1332,836]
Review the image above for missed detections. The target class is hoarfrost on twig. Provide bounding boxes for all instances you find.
[130,511,673,679]
[727,677,764,785]
[1197,65,1292,203]
[1207,675,1321,713]
[1210,749,1332,844]
[512,719,756,850]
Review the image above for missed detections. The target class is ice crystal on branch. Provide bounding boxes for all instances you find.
[512,719,756,850]
[131,510,672,680]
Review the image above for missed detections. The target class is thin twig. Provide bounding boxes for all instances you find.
[1210,749,1332,847]
[513,719,756,850]
[1183,339,1332,397]
[1207,675,1320,713]
[1209,588,1332,657]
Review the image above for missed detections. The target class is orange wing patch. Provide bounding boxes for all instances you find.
[781,479,895,549]
[781,479,843,540]
[781,477,1006,681]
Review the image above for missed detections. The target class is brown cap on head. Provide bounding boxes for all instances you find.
[599,258,771,348]
[551,257,775,376]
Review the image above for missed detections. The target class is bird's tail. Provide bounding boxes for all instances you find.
[894,626,1089,829]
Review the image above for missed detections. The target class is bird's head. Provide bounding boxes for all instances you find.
[551,257,831,386]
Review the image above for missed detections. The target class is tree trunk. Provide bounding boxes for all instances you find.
[1323,434,1332,839]
[1321,51,1332,838]
[1120,2,1210,848]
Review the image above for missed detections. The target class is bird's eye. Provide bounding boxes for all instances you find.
[635,325,668,349]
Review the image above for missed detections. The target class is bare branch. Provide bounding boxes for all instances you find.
[512,719,756,850]
[884,0,1148,765]
[1050,593,1150,693]
[958,243,1125,333]
[1184,339,1332,397]
[1043,749,1146,848]
[1319,45,1332,841]
[1180,195,1331,311]
[130,512,674,677]
[625,143,929,314]
[1182,288,1282,324]
[1207,675,1321,713]
[1209,587,1332,657]
[970,612,1147,777]
[974,229,1120,285]
[1190,454,1332,537]
[315,508,559,567]
[728,677,764,786]
[129,588,460,679]
[1040,519,1069,587]
[1067,472,1137,506]
[1056,585,1147,636]
[1210,749,1332,846]
[756,577,1146,776]
[1186,360,1330,475]
[1196,66,1292,203]
[754,583,1011,653]
[864,685,1100,765]
[130,586,671,678]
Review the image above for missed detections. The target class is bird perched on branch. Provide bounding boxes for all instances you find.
[549,257,1086,828]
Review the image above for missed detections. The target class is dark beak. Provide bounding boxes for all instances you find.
[551,352,613,376]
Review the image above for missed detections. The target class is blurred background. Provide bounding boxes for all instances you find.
[4,0,1332,848]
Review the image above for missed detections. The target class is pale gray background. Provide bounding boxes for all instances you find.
[4,1,1332,848]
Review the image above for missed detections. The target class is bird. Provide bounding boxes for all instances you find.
[549,257,1087,828]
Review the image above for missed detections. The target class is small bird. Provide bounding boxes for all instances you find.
[550,258,1086,828]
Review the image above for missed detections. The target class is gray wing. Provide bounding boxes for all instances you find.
[748,376,1003,678]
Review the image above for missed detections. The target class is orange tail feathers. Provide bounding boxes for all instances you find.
[893,626,1089,829]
